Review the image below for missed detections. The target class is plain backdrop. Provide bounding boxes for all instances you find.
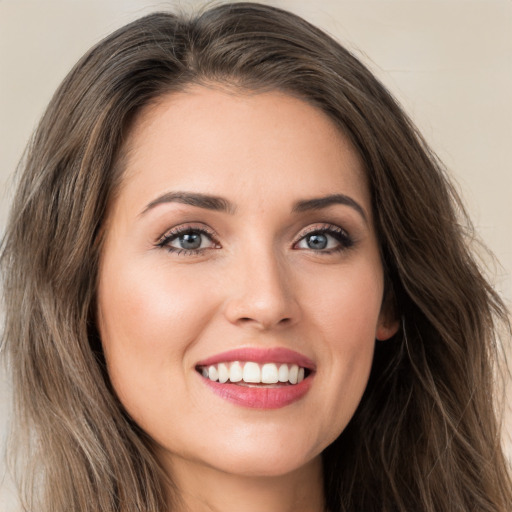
[1,1,511,509]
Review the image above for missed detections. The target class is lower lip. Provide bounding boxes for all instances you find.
[200,375,314,409]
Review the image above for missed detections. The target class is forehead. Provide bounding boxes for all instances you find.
[116,85,370,216]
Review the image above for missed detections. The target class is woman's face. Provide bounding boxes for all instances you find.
[97,86,397,479]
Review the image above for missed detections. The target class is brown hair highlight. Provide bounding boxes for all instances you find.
[1,3,510,511]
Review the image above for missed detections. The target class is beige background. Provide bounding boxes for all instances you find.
[1,0,511,508]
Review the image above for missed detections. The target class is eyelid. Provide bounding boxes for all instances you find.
[156,223,220,251]
[292,223,354,251]
[294,223,349,241]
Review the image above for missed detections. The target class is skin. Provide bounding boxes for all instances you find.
[97,85,398,512]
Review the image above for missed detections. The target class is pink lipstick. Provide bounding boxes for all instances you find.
[196,347,316,369]
[195,347,315,409]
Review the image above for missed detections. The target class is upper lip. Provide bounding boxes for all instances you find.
[195,347,316,371]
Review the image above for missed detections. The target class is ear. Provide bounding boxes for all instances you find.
[375,315,399,341]
[375,285,399,341]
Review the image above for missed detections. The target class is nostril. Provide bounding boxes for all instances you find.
[237,316,292,327]
[239,317,252,323]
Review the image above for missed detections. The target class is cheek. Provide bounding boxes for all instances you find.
[300,261,383,436]
[96,257,219,411]
[99,257,215,346]
[305,259,384,341]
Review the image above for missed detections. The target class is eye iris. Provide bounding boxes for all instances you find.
[307,233,328,250]
[179,232,202,250]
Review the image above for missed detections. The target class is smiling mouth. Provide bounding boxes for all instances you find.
[196,361,312,386]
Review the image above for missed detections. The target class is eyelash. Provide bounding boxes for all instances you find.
[293,224,354,254]
[156,223,354,256]
[156,225,220,256]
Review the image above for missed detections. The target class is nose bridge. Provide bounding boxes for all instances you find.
[223,238,298,329]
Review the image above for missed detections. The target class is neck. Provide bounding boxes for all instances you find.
[163,455,325,512]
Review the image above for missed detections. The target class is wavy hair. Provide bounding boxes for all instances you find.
[2,2,511,511]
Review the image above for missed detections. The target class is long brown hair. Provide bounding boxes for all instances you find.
[2,3,510,511]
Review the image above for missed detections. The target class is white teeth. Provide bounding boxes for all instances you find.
[261,363,279,384]
[218,363,229,383]
[208,365,218,382]
[278,363,289,382]
[201,361,308,385]
[289,364,299,384]
[243,362,261,383]
[229,361,243,382]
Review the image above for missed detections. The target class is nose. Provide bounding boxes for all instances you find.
[223,247,301,330]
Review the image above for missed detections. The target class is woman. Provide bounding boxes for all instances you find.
[1,2,510,511]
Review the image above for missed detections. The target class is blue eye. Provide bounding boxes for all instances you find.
[173,232,204,250]
[304,233,329,250]
[157,227,219,254]
[295,226,353,252]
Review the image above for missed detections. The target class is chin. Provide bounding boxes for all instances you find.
[192,430,324,478]
[207,450,319,478]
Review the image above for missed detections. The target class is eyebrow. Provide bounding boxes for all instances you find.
[141,191,236,216]
[141,191,367,223]
[292,194,368,223]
